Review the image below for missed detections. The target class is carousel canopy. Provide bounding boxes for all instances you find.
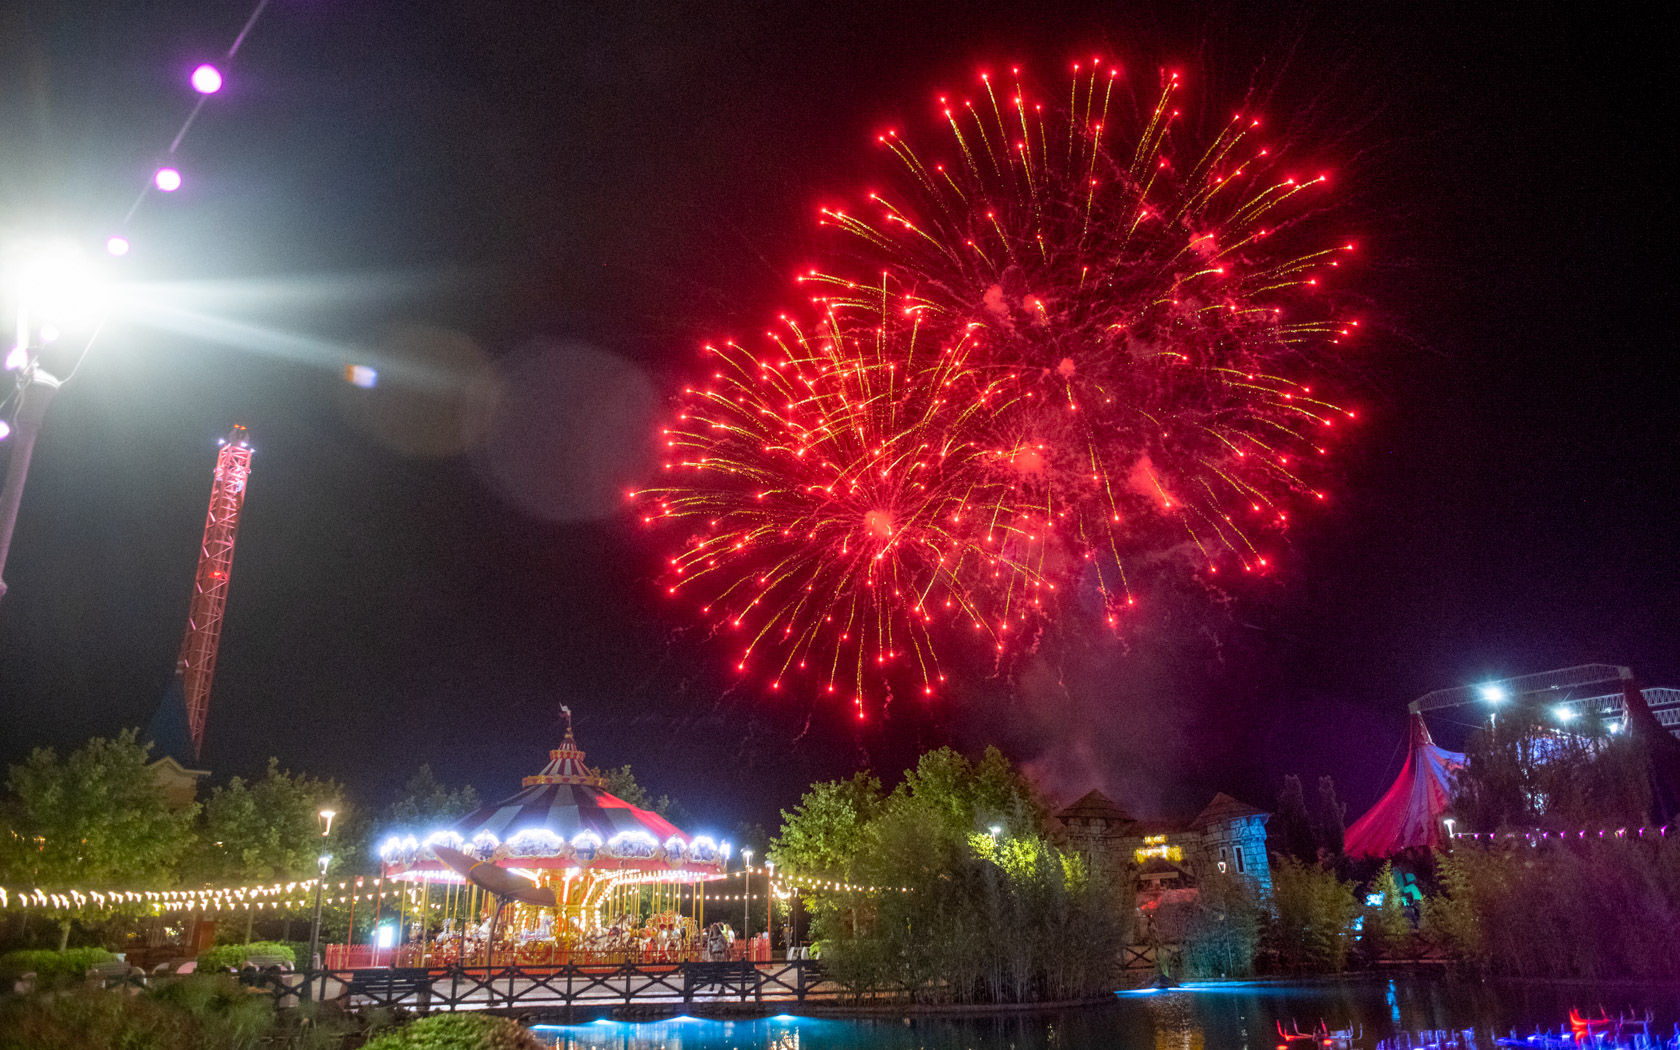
[379,716,727,879]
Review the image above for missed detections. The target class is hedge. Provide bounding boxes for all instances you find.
[0,947,119,980]
[360,1014,545,1050]
[196,941,296,971]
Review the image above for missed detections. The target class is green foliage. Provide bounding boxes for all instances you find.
[770,772,883,884]
[1360,862,1413,959]
[1450,704,1652,833]
[383,766,481,831]
[1421,840,1680,978]
[771,748,1127,1003]
[1,730,196,890]
[0,975,276,1050]
[1273,776,1317,864]
[190,759,345,885]
[0,946,117,979]
[1179,874,1263,978]
[1314,776,1346,858]
[360,1013,545,1050]
[197,940,297,971]
[599,765,691,828]
[1265,858,1359,972]
[1419,851,1480,965]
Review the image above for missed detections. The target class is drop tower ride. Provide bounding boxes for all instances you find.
[173,425,253,760]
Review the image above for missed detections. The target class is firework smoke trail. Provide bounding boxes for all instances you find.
[641,61,1362,712]
[814,61,1361,614]
[639,293,1059,718]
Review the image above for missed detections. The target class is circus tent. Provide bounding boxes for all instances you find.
[1344,712,1465,858]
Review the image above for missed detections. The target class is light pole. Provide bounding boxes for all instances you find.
[305,852,331,999]
[741,849,753,948]
[304,807,336,999]
[1,240,105,604]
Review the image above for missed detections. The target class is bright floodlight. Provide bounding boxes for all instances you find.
[1555,706,1577,723]
[0,420,10,441]
[154,167,182,192]
[191,64,223,94]
[4,240,107,334]
[1479,684,1507,703]
[105,236,130,257]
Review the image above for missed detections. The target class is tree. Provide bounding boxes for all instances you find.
[771,749,1126,1004]
[770,772,883,881]
[1265,857,1359,972]
[1179,873,1263,978]
[1361,862,1413,960]
[1314,776,1347,858]
[1450,704,1651,834]
[382,765,480,831]
[192,759,345,887]
[1273,776,1317,864]
[1,731,197,948]
[600,765,692,828]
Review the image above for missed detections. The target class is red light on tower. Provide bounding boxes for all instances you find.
[175,426,253,760]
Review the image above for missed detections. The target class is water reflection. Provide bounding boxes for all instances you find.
[528,978,1679,1049]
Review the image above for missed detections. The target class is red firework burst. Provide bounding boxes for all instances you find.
[640,62,1362,709]
[815,62,1359,591]
[638,300,1055,714]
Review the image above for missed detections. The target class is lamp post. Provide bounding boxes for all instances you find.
[741,849,752,948]
[304,807,336,999]
[0,241,103,605]
[305,852,331,999]
[765,860,775,956]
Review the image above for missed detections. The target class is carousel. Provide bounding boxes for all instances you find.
[373,710,730,966]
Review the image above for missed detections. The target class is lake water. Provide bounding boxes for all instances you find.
[531,977,1680,1048]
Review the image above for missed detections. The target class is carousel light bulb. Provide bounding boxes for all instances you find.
[105,235,130,257]
[154,167,182,192]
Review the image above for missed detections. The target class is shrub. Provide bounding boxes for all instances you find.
[1179,875,1263,978]
[1423,840,1680,979]
[197,940,296,971]
[1264,858,1359,973]
[361,1013,545,1050]
[0,946,118,980]
[1360,862,1415,960]
[0,975,275,1050]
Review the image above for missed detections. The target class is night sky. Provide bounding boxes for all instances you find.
[2,1,1674,841]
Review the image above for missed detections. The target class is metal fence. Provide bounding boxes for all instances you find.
[246,960,838,1014]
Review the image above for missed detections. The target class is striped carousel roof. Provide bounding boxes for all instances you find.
[379,714,726,877]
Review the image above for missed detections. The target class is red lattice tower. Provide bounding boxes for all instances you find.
[176,425,253,759]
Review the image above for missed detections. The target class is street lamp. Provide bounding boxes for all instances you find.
[302,807,336,999]
[765,860,775,956]
[741,849,753,947]
[305,852,331,999]
[0,240,107,604]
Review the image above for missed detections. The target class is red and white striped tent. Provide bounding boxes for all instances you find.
[1344,713,1465,858]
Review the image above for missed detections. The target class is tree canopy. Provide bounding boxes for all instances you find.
[1,731,195,890]
[189,759,344,885]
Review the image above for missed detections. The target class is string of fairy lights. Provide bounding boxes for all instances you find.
[105,0,274,257]
[0,865,911,915]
